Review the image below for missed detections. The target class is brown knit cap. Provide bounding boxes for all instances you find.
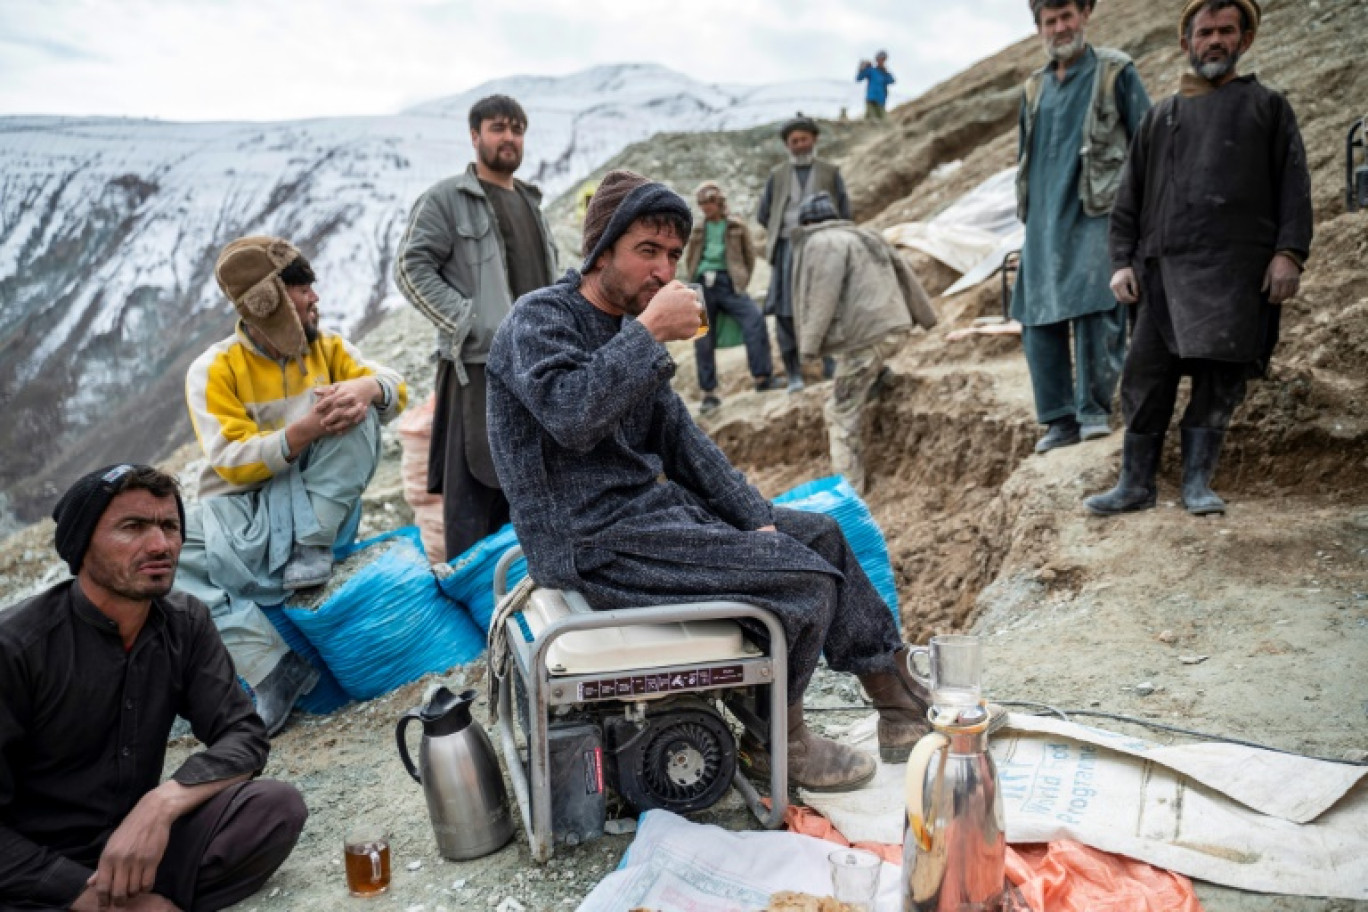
[582,170,650,259]
[214,236,308,358]
[1179,0,1261,41]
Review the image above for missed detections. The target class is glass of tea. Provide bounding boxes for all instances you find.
[344,828,391,897]
[687,283,710,339]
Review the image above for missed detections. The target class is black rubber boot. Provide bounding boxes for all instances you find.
[254,652,321,737]
[1181,427,1227,515]
[1084,432,1163,515]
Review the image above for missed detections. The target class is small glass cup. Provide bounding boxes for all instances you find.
[687,283,710,339]
[344,828,391,897]
[828,847,881,911]
[907,634,983,714]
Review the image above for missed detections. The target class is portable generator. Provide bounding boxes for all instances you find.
[491,549,788,862]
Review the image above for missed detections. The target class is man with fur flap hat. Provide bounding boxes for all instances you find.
[486,170,938,794]
[176,236,407,735]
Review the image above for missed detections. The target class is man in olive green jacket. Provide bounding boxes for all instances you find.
[792,193,937,493]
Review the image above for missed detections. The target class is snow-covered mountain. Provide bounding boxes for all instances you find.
[0,64,855,521]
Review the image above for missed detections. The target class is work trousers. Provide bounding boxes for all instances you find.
[574,508,902,704]
[1121,294,1250,435]
[430,359,509,559]
[694,272,774,391]
[177,412,379,686]
[825,336,902,495]
[5,781,306,912]
[1020,303,1126,425]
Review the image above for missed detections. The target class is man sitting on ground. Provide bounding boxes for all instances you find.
[486,170,932,792]
[0,464,305,911]
[176,236,407,735]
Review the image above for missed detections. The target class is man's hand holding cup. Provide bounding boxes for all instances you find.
[640,280,707,343]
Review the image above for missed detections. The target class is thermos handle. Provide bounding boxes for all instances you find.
[905,732,950,851]
[395,711,424,784]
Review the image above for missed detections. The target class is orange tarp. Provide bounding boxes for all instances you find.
[784,805,1203,911]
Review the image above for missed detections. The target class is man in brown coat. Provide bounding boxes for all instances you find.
[791,193,937,493]
[1087,0,1312,516]
[682,181,782,414]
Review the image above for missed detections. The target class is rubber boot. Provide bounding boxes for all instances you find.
[1181,427,1227,515]
[1084,432,1163,515]
[786,702,878,792]
[253,651,320,737]
[858,646,932,763]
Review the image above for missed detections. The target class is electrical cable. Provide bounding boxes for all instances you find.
[807,700,1368,767]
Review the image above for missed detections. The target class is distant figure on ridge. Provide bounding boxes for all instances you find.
[682,180,784,415]
[394,94,559,560]
[1013,0,1150,453]
[1087,0,1312,516]
[791,192,938,493]
[757,113,849,392]
[1,465,305,910]
[856,51,896,121]
[177,236,407,735]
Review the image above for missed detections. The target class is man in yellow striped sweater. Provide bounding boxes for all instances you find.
[176,236,407,735]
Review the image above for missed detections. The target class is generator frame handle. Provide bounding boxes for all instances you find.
[492,548,789,863]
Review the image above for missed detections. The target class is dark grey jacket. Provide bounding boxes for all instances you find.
[394,164,558,384]
[1110,77,1312,362]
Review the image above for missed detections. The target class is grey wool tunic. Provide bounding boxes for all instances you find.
[486,271,902,701]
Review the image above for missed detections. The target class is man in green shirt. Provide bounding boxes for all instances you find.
[682,181,783,414]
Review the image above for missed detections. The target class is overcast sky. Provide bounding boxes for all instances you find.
[0,0,1035,122]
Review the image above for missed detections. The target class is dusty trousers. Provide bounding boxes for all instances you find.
[1121,262,1251,434]
[429,359,509,559]
[694,272,774,390]
[0,781,306,912]
[825,336,902,494]
[571,507,903,704]
[1020,303,1126,425]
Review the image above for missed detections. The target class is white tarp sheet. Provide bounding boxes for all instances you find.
[883,167,1024,297]
[576,810,903,912]
[801,714,1368,900]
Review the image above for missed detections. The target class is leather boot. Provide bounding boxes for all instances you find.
[1181,427,1227,515]
[859,646,932,763]
[739,701,881,792]
[1084,432,1163,515]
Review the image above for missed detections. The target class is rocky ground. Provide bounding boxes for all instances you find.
[3,0,1366,909]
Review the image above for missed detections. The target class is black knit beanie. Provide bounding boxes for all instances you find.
[799,192,840,225]
[581,169,692,273]
[51,464,186,575]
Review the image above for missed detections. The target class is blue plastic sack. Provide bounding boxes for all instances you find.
[284,531,484,701]
[438,524,527,633]
[774,475,899,620]
[260,605,351,715]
